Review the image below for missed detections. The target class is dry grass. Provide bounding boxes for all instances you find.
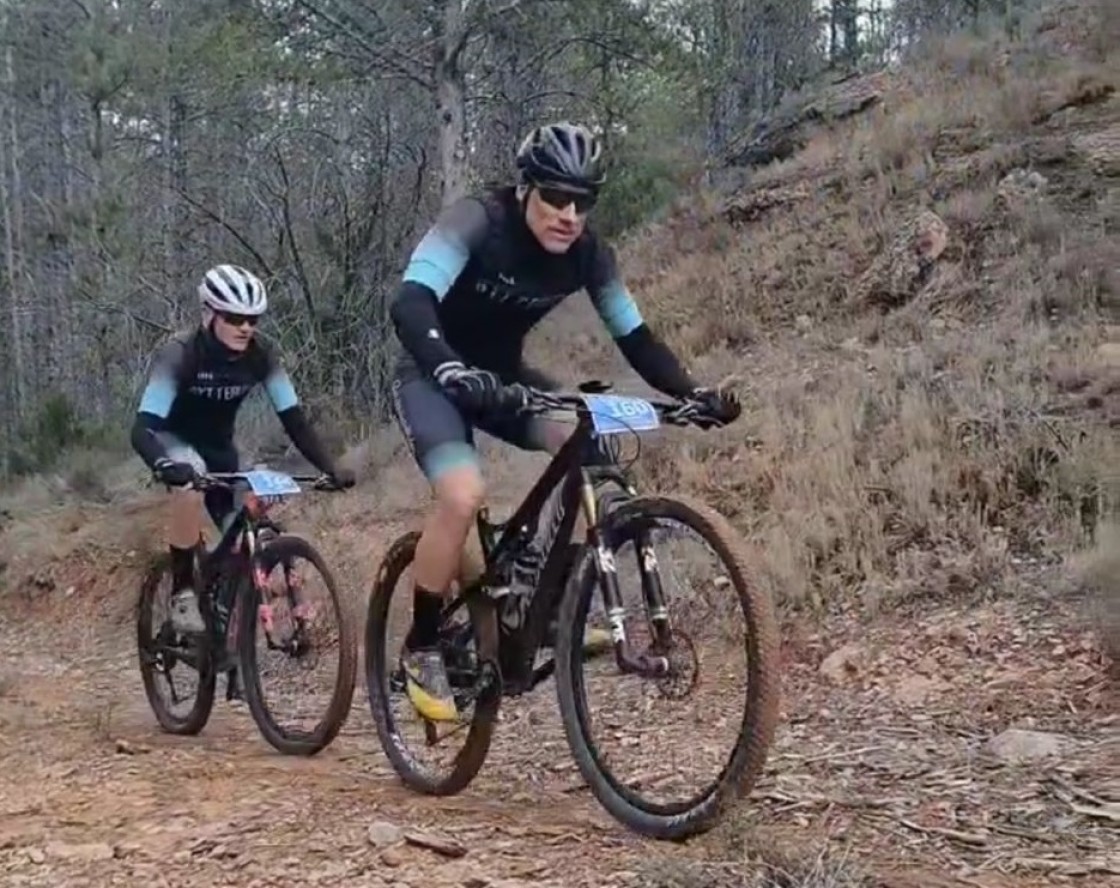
[1075,520,1120,663]
[554,0,1120,613]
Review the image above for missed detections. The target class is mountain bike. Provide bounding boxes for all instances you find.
[137,467,357,756]
[365,381,781,840]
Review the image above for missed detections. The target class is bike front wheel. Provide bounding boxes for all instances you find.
[237,534,357,756]
[555,494,781,840]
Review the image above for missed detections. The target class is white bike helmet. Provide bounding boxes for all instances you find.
[198,264,268,316]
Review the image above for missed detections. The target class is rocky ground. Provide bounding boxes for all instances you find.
[0,544,1114,888]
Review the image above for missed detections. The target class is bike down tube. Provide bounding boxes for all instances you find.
[480,423,587,585]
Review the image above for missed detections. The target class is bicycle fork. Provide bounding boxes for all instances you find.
[580,473,671,679]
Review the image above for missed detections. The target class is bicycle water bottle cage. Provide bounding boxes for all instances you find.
[577,379,613,394]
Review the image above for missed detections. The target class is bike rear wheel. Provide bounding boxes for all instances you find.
[555,495,780,840]
[365,530,501,796]
[238,534,357,756]
[136,553,216,735]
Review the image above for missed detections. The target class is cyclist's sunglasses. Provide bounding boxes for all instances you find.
[217,311,259,328]
[535,185,597,214]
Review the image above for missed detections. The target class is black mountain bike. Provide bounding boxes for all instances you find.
[365,381,780,840]
[137,467,357,756]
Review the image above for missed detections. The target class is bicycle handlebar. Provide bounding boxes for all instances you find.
[507,385,718,429]
[181,470,344,493]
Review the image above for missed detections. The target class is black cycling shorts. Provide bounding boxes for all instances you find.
[390,355,561,482]
[155,430,239,529]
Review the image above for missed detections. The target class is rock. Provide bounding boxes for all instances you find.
[404,828,467,858]
[723,181,813,223]
[1096,342,1120,368]
[819,642,865,684]
[115,738,150,755]
[26,847,45,864]
[892,674,947,706]
[46,841,115,862]
[985,729,1070,764]
[857,210,949,309]
[1074,123,1120,176]
[367,820,403,849]
[795,313,813,332]
[724,71,885,169]
[379,847,406,867]
[997,168,1049,208]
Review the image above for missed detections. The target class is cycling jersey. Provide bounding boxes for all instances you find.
[130,325,334,480]
[390,187,695,393]
[389,187,697,481]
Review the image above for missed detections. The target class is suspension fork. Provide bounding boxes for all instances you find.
[579,470,669,679]
[598,472,673,647]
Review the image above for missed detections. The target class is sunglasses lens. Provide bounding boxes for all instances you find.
[222,313,257,327]
[538,187,596,213]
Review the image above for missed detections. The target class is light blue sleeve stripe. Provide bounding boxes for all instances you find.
[593,279,644,338]
[138,374,177,419]
[422,442,480,482]
[265,369,299,413]
[403,228,470,301]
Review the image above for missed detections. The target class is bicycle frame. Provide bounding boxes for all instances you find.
[192,475,310,658]
[443,394,674,695]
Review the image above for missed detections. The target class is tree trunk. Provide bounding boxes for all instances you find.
[436,0,469,208]
[3,44,27,422]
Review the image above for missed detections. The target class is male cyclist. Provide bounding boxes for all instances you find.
[130,264,355,638]
[389,122,741,722]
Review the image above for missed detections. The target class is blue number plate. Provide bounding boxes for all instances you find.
[241,469,302,497]
[582,394,660,436]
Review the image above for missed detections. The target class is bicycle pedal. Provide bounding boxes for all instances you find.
[388,668,406,694]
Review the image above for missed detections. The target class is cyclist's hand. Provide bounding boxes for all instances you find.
[327,466,356,490]
[434,361,506,412]
[688,386,742,429]
[153,457,197,488]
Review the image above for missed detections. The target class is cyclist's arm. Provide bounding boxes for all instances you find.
[259,345,339,476]
[586,243,697,399]
[129,340,184,470]
[389,197,489,376]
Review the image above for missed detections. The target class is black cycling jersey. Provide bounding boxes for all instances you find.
[129,325,334,476]
[389,186,696,395]
[387,186,698,482]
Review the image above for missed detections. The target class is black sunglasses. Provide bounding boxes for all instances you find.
[536,186,597,214]
[217,311,259,328]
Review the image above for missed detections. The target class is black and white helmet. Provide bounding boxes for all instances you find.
[198,264,268,316]
[516,122,605,191]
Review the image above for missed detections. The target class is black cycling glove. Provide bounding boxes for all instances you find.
[435,361,525,414]
[688,386,742,429]
[153,457,197,488]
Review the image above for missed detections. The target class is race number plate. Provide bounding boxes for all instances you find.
[581,394,660,436]
[241,469,303,497]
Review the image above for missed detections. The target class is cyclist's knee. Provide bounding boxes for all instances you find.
[168,486,204,508]
[432,467,485,525]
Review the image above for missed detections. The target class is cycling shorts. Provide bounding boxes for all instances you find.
[155,431,239,529]
[389,355,564,482]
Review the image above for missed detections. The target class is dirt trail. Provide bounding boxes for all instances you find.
[1,532,1115,888]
